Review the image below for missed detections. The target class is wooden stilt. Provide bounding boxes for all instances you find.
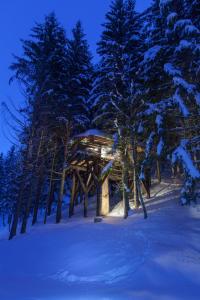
[100,176,110,216]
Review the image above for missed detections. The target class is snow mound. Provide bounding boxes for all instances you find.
[108,201,124,217]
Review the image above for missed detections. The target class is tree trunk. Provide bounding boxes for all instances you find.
[69,173,76,217]
[156,159,161,183]
[32,169,44,225]
[137,179,148,219]
[44,147,57,223]
[2,214,5,227]
[144,168,151,199]
[56,168,66,223]
[21,183,33,233]
[47,182,55,216]
[130,132,140,208]
[9,181,25,240]
[133,165,140,208]
[56,142,68,224]
[122,157,129,219]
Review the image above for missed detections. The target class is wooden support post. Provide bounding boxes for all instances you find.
[76,170,93,218]
[100,176,110,216]
[96,182,101,217]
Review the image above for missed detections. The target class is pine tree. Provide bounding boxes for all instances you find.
[9,13,69,236]
[138,0,168,187]
[9,14,94,230]
[91,0,132,131]
[140,0,200,204]
[66,21,93,132]
[160,0,200,203]
[186,0,200,29]
[91,0,147,217]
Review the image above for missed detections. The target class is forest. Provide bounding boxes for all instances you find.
[0,0,199,241]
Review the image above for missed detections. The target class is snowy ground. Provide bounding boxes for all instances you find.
[0,183,200,300]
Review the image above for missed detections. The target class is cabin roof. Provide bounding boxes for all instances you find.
[75,129,111,139]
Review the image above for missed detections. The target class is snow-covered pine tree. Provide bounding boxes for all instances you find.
[91,0,138,131]
[91,0,147,217]
[138,0,169,184]
[9,13,69,236]
[66,21,93,132]
[140,0,200,204]
[185,0,200,29]
[9,14,94,231]
[56,21,93,223]
[159,0,200,203]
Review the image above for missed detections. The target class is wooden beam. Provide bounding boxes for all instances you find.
[100,176,110,216]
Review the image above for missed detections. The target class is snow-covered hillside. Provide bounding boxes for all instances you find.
[0,183,200,300]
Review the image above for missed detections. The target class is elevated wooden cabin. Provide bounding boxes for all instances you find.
[66,129,150,219]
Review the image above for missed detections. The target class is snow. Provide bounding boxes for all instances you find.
[0,183,200,300]
[174,19,192,31]
[159,0,173,11]
[173,77,195,95]
[184,25,200,36]
[195,93,200,106]
[145,132,155,158]
[101,160,113,176]
[173,89,189,117]
[138,122,144,134]
[143,45,162,63]
[155,114,163,133]
[175,40,193,52]
[166,12,177,26]
[76,129,109,139]
[157,137,164,156]
[145,98,172,115]
[164,63,181,77]
[172,142,200,179]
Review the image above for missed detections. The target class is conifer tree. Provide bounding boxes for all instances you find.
[140,0,200,204]
[160,0,200,203]
[66,21,93,131]
[9,13,69,235]
[91,0,147,217]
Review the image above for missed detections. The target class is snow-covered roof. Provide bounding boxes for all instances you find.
[75,129,111,140]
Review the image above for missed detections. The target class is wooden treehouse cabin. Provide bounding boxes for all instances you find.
[65,129,151,219]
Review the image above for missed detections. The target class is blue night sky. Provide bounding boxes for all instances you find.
[0,0,151,154]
